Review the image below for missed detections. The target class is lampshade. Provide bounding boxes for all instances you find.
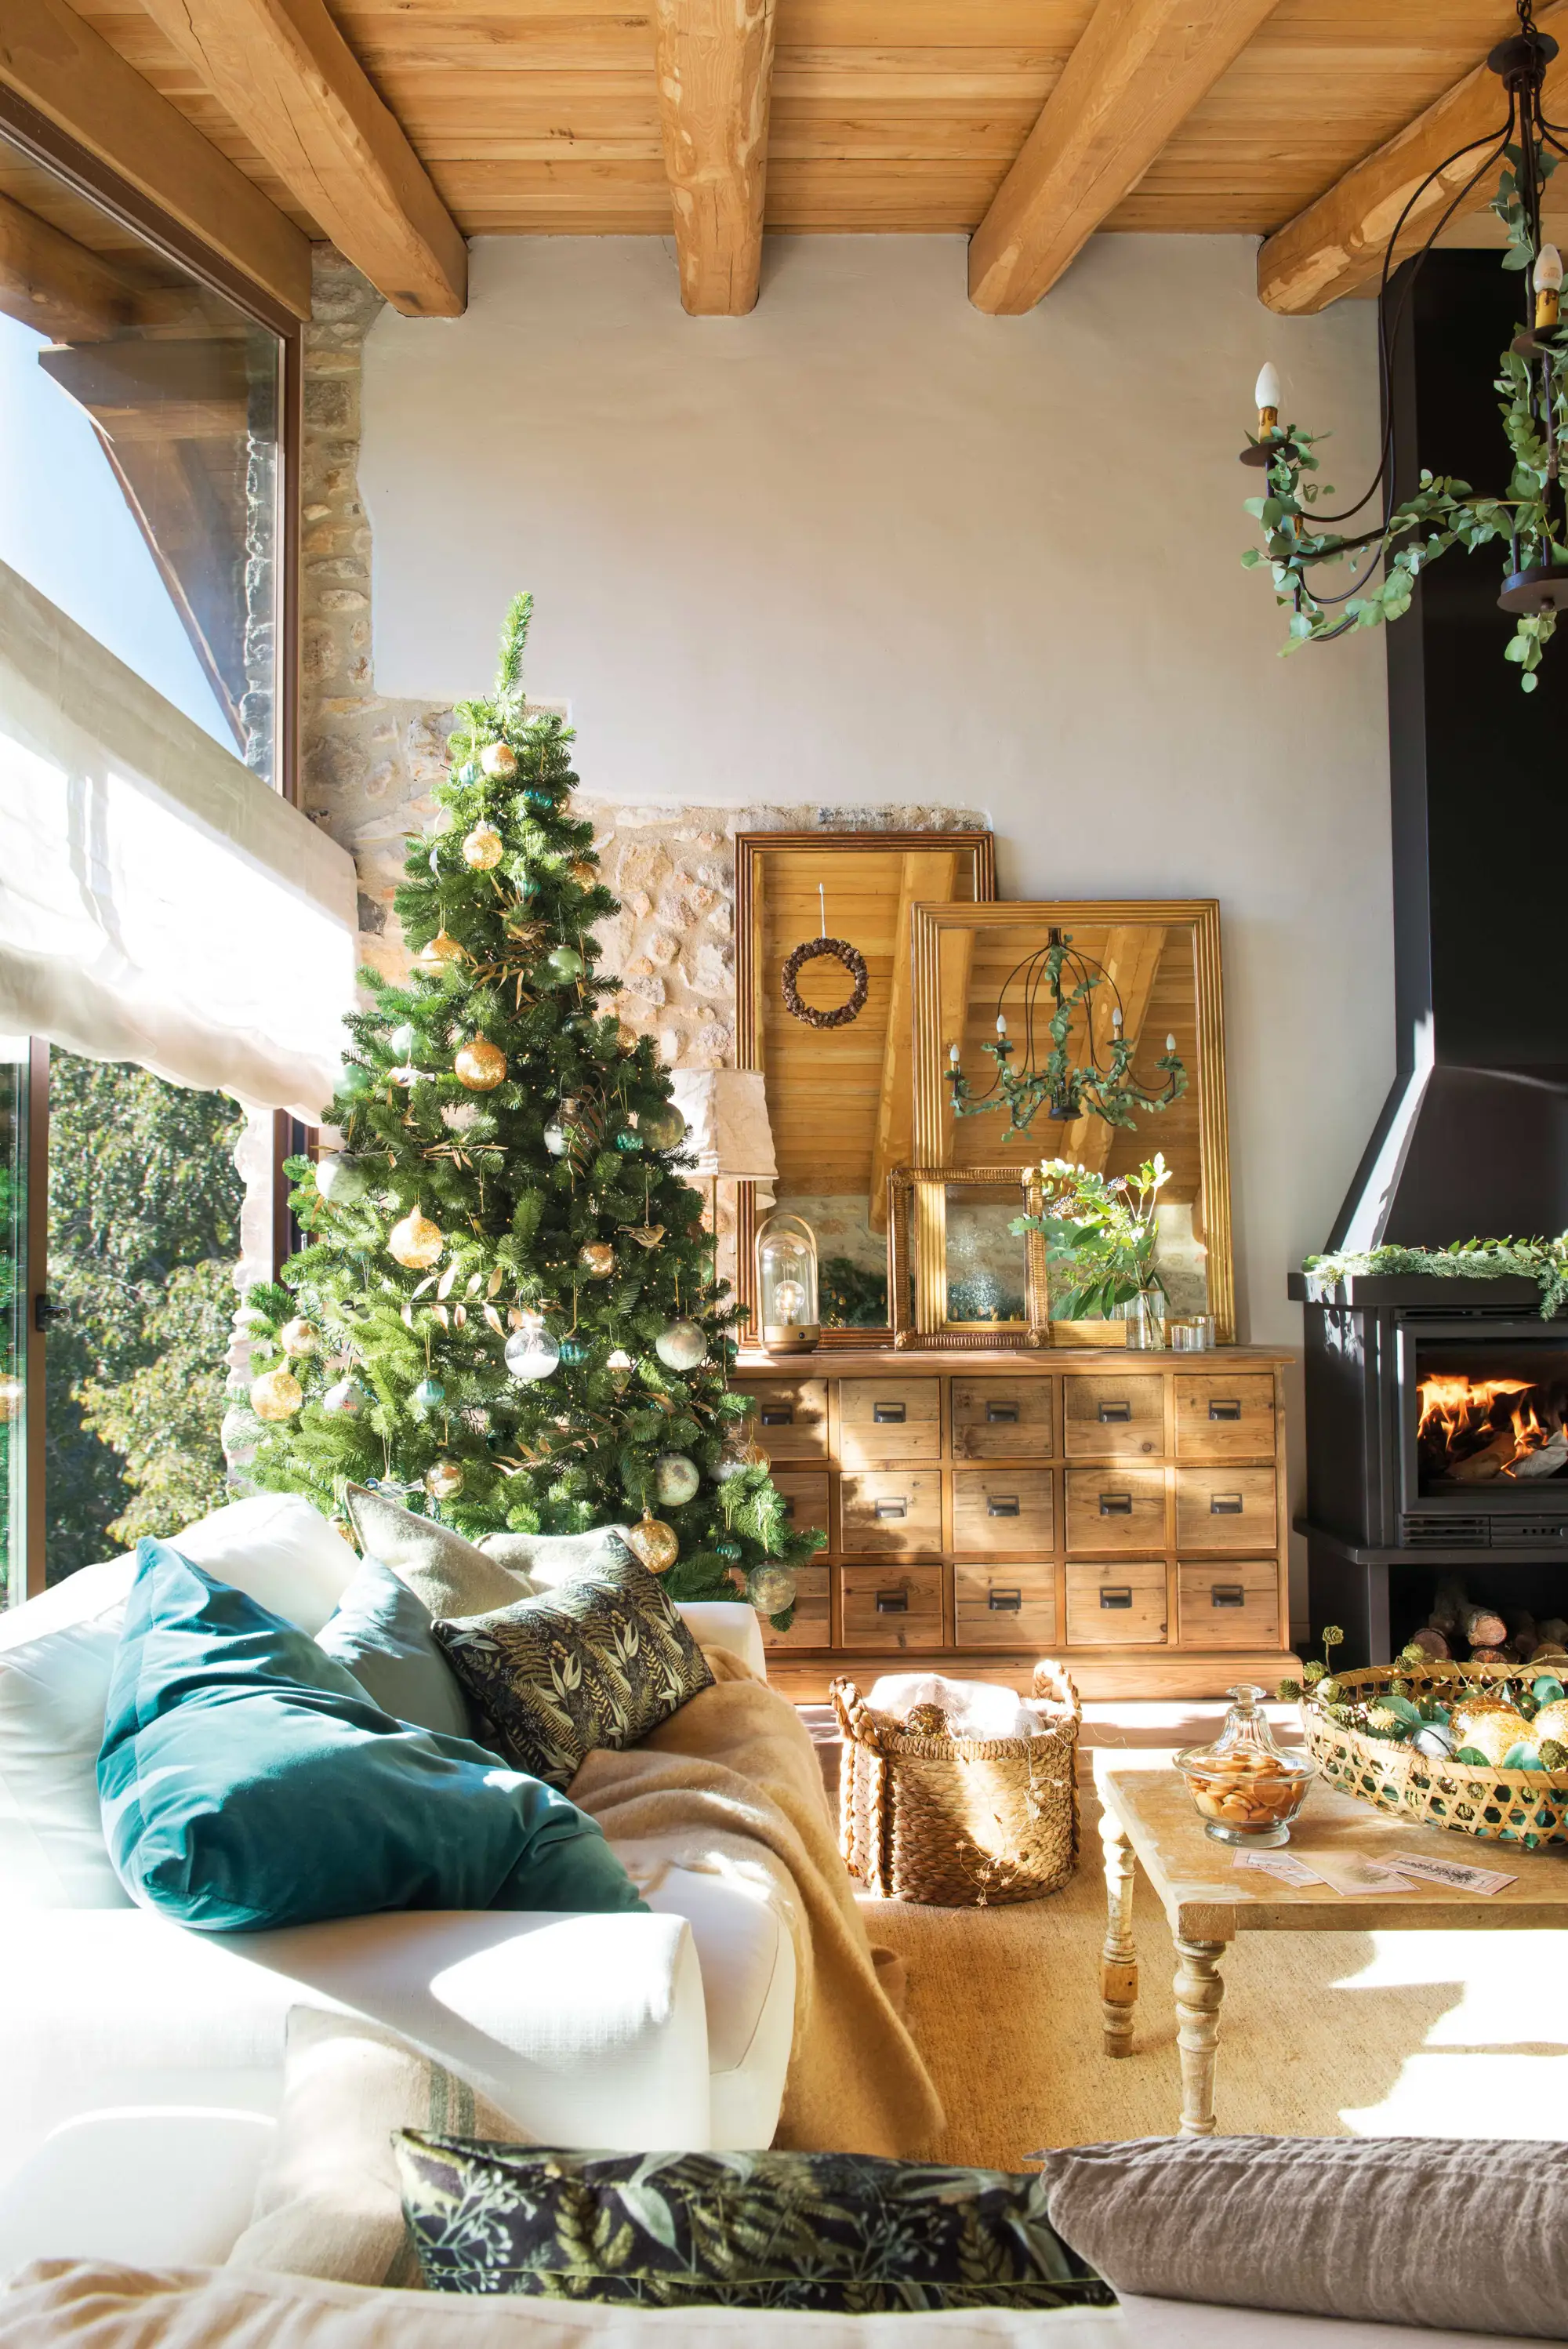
[668,1069,777,1180]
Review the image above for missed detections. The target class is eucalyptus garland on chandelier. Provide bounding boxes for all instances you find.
[1243,0,1568,692]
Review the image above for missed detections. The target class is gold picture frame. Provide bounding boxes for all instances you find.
[909,899,1236,1343]
[735,830,996,1347]
[887,1165,1048,1350]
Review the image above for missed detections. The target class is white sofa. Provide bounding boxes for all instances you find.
[0,1494,797,2246]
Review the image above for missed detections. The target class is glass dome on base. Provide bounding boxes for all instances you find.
[756,1210,820,1354]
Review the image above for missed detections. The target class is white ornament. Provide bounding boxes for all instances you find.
[654,1451,700,1507]
[654,1318,706,1372]
[504,1318,561,1381]
[322,1376,368,1418]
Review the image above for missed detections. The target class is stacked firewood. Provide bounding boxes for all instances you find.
[1403,1579,1568,1667]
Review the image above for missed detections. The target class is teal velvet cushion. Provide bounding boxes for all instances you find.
[396,2140,1116,2311]
[97,1540,647,1933]
[316,1554,474,1741]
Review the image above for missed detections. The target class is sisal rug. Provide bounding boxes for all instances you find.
[859,1792,1568,2168]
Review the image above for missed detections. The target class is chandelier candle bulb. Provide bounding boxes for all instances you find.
[1537,244,1563,329]
[1254,361,1281,433]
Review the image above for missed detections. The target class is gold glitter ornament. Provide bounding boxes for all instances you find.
[278,1317,319,1356]
[413,929,466,978]
[387,1207,444,1269]
[480,741,517,779]
[578,1241,615,1278]
[626,1510,679,1576]
[1454,1707,1532,1766]
[462,822,504,870]
[425,1458,465,1501]
[1529,1697,1568,1747]
[250,1367,303,1421]
[570,862,597,888]
[455,1037,507,1091]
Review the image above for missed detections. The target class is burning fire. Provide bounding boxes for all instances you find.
[1417,1374,1562,1479]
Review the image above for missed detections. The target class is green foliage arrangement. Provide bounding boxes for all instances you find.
[1243,147,1568,691]
[1011,1153,1170,1321]
[46,1053,242,1579]
[239,594,823,1610]
[1302,1233,1568,1321]
[818,1254,887,1329]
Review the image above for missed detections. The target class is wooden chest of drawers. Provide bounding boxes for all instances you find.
[732,1345,1295,1701]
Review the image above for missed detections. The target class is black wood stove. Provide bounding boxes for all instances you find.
[1294,252,1568,1667]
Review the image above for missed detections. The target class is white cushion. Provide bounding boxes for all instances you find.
[0,2111,273,2282]
[677,1601,768,1681]
[0,1908,710,2191]
[0,1494,358,1908]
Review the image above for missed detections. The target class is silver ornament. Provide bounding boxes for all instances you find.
[654,1318,706,1372]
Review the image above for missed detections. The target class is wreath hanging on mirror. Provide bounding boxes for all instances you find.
[782,935,869,1029]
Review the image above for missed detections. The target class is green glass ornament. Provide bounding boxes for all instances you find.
[715,1538,742,1562]
[389,1022,416,1058]
[338,1064,374,1101]
[314,1153,369,1207]
[412,1376,445,1413]
[558,1338,589,1366]
[546,946,585,984]
[637,1103,686,1153]
[614,1128,643,1153]
[524,785,554,811]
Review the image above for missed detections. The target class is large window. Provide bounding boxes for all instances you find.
[0,122,288,783]
[0,98,303,1599]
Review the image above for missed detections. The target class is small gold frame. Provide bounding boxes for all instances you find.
[887,1166,1048,1351]
[909,898,1235,1343]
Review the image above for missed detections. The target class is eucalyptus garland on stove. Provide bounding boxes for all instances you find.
[1302,1233,1568,1321]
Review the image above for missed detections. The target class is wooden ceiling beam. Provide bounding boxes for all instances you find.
[0,0,312,318]
[136,0,468,318]
[1258,4,1568,315]
[0,187,136,341]
[967,0,1283,315]
[655,0,777,314]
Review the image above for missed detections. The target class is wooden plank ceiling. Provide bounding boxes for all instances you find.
[67,0,1552,253]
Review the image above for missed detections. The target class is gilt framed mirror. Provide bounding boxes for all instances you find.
[735,831,996,1346]
[909,901,1235,1342]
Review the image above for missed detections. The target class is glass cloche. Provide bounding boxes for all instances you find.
[1175,1683,1314,1846]
[756,1210,820,1353]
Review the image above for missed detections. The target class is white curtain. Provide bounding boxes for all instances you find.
[0,561,358,1118]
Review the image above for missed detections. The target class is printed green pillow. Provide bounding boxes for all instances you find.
[431,1559,713,1791]
[396,2140,1116,2312]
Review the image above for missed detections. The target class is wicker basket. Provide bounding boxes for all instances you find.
[832,1662,1080,1906]
[1303,1662,1568,1850]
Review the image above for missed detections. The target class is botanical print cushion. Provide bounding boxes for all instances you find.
[395,2139,1116,2312]
[431,1560,713,1791]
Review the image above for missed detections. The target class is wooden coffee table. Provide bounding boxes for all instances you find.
[1093,1749,1568,2137]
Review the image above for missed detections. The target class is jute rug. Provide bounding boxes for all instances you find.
[859,1792,1568,2168]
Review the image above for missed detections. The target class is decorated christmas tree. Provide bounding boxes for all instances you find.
[235,594,818,1610]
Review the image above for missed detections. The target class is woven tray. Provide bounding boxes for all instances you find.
[833,1662,1080,1907]
[1303,1662,1568,1850]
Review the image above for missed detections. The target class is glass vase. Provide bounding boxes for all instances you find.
[1121,1293,1167,1351]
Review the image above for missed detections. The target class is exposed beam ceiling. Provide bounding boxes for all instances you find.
[0,0,311,318]
[655,0,778,315]
[1259,2,1568,315]
[135,0,468,317]
[967,0,1283,315]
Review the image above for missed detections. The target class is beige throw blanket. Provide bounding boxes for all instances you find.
[569,1652,944,2159]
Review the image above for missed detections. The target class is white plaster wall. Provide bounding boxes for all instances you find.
[361,232,1394,1368]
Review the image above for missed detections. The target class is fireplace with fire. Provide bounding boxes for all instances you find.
[1414,1349,1568,1500]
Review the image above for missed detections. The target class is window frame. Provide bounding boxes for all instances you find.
[0,92,307,1596]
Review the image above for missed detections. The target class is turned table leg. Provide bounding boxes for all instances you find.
[1173,1937,1228,2137]
[1098,1807,1139,2057]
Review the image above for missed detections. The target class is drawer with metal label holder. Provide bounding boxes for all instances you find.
[739,1378,828,1461]
[840,1469,942,1554]
[1063,1374,1163,1460]
[1174,1374,1276,1462]
[839,1378,941,1464]
[950,1378,1054,1459]
[953,1468,1054,1554]
[1065,1466,1165,1551]
[955,1563,1058,1649]
[1065,1558,1167,1646]
[1178,1560,1281,1649]
[1175,1466,1277,1552]
[840,1565,943,1650]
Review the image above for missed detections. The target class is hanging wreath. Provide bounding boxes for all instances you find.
[782,935,869,1029]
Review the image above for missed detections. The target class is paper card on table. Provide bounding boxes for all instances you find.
[1378,1851,1516,1896]
[1232,1850,1323,1886]
[1299,1850,1421,1896]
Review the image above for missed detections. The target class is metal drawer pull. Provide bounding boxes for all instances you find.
[1100,1586,1133,1609]
[1208,1400,1242,1421]
[988,1588,1023,1613]
[985,1400,1019,1424]
[874,1498,908,1520]
[1210,1494,1244,1516]
[986,1495,1021,1518]
[873,1400,906,1424]
[760,1407,793,1426]
[876,1589,909,1614]
[1098,1400,1132,1423]
[1099,1492,1133,1516]
[1212,1584,1246,1608]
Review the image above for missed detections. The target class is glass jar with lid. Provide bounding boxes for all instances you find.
[756,1209,820,1352]
[1175,1683,1314,1846]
